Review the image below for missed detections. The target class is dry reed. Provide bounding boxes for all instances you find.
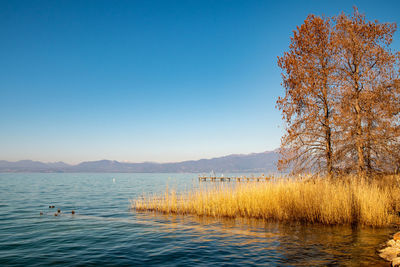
[132,175,400,227]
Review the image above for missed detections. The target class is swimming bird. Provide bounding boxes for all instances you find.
[71,210,75,214]
[57,209,61,213]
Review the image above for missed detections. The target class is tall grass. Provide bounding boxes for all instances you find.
[132,176,400,227]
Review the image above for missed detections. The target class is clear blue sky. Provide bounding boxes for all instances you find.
[0,0,399,163]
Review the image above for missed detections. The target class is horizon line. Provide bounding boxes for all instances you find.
[0,149,280,166]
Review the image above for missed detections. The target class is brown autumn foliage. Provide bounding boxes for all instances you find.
[277,14,338,177]
[278,8,400,177]
[334,9,400,176]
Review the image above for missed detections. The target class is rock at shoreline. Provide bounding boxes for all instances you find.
[379,233,400,264]
[392,257,400,267]
[388,240,400,249]
[394,232,400,241]
[380,247,400,262]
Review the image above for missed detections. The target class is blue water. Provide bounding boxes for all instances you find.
[0,173,393,266]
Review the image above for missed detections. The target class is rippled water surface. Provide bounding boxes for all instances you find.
[0,173,394,266]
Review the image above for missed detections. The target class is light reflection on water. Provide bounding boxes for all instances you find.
[133,212,392,266]
[0,173,394,266]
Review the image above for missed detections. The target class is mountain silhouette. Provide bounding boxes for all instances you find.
[0,150,279,173]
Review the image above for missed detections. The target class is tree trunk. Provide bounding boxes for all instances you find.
[354,97,366,177]
[325,126,333,178]
[365,119,372,176]
[323,101,333,178]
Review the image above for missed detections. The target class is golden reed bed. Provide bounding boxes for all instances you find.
[132,176,400,227]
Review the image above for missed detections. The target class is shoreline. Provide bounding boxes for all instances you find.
[379,232,400,266]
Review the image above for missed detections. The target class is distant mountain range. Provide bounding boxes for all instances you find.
[0,150,279,173]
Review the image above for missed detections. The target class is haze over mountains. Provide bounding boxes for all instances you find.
[0,150,279,173]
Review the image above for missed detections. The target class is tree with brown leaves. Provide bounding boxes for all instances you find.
[277,14,338,177]
[278,8,400,177]
[334,8,400,176]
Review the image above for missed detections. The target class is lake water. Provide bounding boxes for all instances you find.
[0,173,394,266]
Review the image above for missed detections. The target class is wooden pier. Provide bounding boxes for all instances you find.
[198,175,272,182]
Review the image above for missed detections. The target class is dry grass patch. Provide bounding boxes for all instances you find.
[132,176,400,227]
